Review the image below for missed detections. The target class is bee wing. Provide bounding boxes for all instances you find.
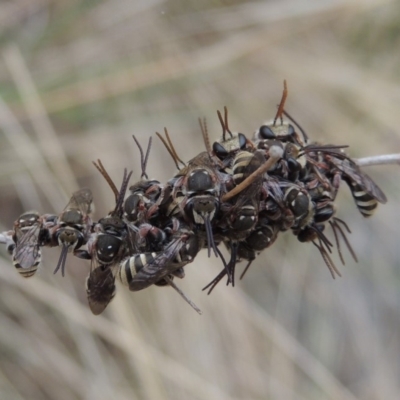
[128,238,186,291]
[86,265,116,315]
[354,169,387,203]
[64,188,93,215]
[14,225,41,269]
[266,177,286,205]
[331,158,387,203]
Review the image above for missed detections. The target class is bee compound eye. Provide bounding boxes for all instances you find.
[238,133,247,149]
[259,125,276,139]
[292,194,310,217]
[187,169,212,192]
[213,142,228,159]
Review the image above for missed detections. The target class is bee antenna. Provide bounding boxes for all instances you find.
[114,168,132,216]
[132,135,152,180]
[199,117,212,155]
[164,127,186,167]
[202,268,226,295]
[282,109,309,142]
[217,109,227,141]
[224,106,233,137]
[92,159,119,201]
[143,137,152,178]
[239,259,254,280]
[53,244,69,277]
[273,79,288,126]
[156,129,186,170]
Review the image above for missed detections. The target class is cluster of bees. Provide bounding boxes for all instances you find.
[0,83,388,315]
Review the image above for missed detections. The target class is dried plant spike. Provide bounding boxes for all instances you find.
[356,153,400,167]
[92,159,119,200]
[273,79,288,126]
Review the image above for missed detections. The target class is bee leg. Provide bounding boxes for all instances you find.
[239,259,254,280]
[202,268,227,295]
[74,249,92,260]
[203,214,218,258]
[53,244,69,277]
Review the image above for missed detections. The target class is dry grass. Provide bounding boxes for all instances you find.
[0,1,399,399]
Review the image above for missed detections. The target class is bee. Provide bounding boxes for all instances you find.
[118,220,200,291]
[78,164,133,315]
[85,265,116,315]
[117,219,203,313]
[212,106,253,168]
[302,144,387,217]
[10,212,54,278]
[204,150,265,291]
[52,188,93,276]
[254,80,308,147]
[157,126,222,258]
[124,136,163,224]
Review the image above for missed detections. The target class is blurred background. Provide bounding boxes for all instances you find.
[0,0,400,399]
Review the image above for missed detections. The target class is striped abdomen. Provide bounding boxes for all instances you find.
[13,247,41,278]
[232,151,255,184]
[348,181,378,217]
[117,252,157,287]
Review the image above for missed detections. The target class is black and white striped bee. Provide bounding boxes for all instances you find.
[300,143,387,217]
[78,165,133,315]
[212,106,254,168]
[118,220,200,291]
[124,136,163,224]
